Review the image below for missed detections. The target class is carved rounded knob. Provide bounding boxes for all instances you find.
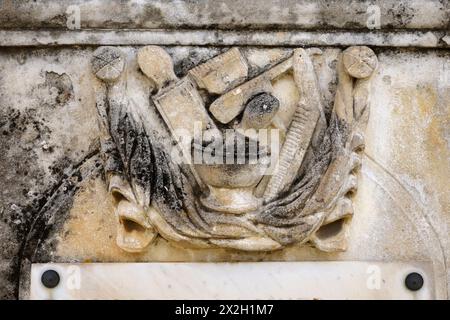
[342,46,378,79]
[242,93,280,129]
[91,46,125,82]
[137,46,178,92]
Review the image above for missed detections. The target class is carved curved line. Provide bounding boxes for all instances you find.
[15,149,101,299]
[363,153,447,299]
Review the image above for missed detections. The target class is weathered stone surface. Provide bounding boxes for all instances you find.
[1,45,449,299]
[0,0,447,30]
[0,0,449,301]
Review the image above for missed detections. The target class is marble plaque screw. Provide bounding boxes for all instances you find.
[405,272,424,291]
[41,269,60,289]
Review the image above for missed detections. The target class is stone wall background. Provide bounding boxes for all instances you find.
[0,0,449,299]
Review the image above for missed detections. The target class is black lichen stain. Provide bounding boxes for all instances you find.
[384,2,416,29]
[0,90,96,299]
[41,71,74,106]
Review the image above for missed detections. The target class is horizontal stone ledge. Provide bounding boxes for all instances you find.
[0,0,448,31]
[0,29,448,48]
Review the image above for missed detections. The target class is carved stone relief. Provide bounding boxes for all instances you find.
[91,45,378,253]
[1,0,449,301]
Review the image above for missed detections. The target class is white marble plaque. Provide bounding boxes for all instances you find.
[30,262,434,300]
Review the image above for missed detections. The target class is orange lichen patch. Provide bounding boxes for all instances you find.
[56,177,137,262]
[416,85,438,116]
[423,104,450,215]
[389,83,450,216]
[396,84,437,119]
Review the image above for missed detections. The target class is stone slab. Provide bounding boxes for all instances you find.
[30,262,434,300]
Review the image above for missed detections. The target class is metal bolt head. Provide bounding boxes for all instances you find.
[41,269,60,289]
[405,272,424,291]
[91,46,125,82]
[342,46,378,79]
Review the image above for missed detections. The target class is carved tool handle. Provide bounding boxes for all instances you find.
[209,58,293,124]
[263,49,322,201]
[137,46,213,193]
[137,46,178,93]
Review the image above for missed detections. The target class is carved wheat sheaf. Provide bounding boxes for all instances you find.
[91,45,377,252]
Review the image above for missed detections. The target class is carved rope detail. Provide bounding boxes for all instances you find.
[91,45,377,252]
